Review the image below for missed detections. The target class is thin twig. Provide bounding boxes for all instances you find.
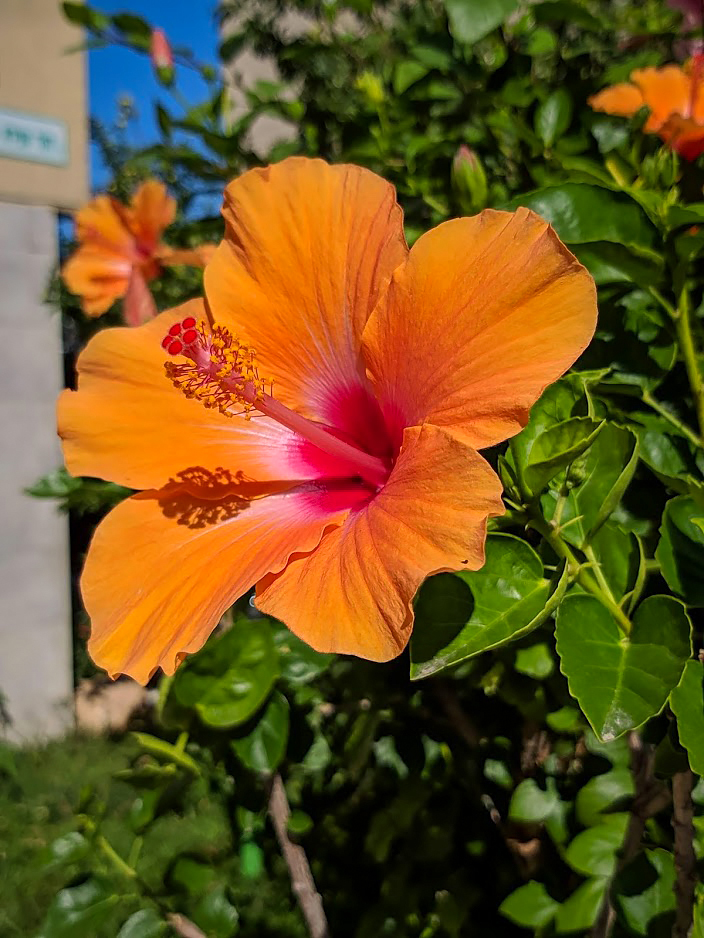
[167,913,208,938]
[672,769,697,938]
[591,733,670,938]
[268,773,331,938]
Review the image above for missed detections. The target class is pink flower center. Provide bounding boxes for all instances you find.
[162,318,392,490]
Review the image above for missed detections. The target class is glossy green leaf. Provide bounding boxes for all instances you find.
[556,594,691,740]
[575,769,634,828]
[515,642,555,680]
[542,424,639,549]
[500,881,559,929]
[656,496,704,606]
[588,523,643,607]
[509,778,561,823]
[170,619,279,728]
[393,60,429,94]
[273,625,334,684]
[41,832,90,869]
[62,2,110,30]
[231,691,289,774]
[506,183,658,253]
[612,849,676,936]
[565,814,628,876]
[574,241,663,286]
[667,203,704,229]
[670,659,704,774]
[37,876,119,938]
[555,877,608,934]
[117,909,167,938]
[523,417,603,495]
[410,534,568,679]
[444,0,519,44]
[192,885,239,938]
[535,89,573,147]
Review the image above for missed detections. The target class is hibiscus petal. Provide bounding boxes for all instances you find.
[61,246,132,316]
[362,208,597,451]
[123,268,158,326]
[631,66,691,130]
[74,194,135,254]
[658,114,704,160]
[256,424,505,660]
[83,479,362,682]
[129,179,177,252]
[58,300,348,490]
[588,82,645,119]
[204,157,408,422]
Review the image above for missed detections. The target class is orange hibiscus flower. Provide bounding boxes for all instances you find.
[62,179,215,322]
[58,158,597,684]
[589,59,704,160]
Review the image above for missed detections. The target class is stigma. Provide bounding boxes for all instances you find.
[163,316,268,418]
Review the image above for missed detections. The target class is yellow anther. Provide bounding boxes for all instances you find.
[164,321,270,419]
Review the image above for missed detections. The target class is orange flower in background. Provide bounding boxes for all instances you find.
[589,59,704,160]
[62,179,215,323]
[58,158,597,684]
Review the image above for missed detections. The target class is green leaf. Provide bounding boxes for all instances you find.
[588,523,643,606]
[117,909,167,938]
[523,417,604,495]
[169,856,216,897]
[565,814,628,876]
[670,659,704,775]
[231,691,289,774]
[574,241,663,286]
[612,849,676,936]
[37,876,119,938]
[62,2,109,30]
[575,769,634,828]
[170,619,279,728]
[509,778,561,823]
[506,184,658,254]
[111,12,152,39]
[41,832,90,869]
[542,424,639,549]
[287,809,314,840]
[410,534,568,679]
[515,643,555,680]
[444,0,519,44]
[191,885,239,938]
[535,89,573,147]
[500,881,559,929]
[555,877,608,934]
[656,496,704,606]
[273,625,334,684]
[556,594,692,740]
[667,203,704,229]
[393,61,430,94]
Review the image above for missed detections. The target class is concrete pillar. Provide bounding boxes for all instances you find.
[0,201,73,740]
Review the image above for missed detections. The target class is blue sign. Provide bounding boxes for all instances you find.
[0,107,69,166]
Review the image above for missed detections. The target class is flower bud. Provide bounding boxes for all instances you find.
[150,28,174,86]
[452,146,488,214]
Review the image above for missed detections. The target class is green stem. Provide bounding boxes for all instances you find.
[529,514,632,635]
[674,289,704,440]
[97,835,138,879]
[641,391,704,450]
[583,544,617,605]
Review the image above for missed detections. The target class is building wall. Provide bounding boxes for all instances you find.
[0,0,88,739]
[0,0,88,210]
[0,203,73,740]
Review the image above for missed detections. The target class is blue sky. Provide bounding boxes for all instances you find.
[88,0,219,187]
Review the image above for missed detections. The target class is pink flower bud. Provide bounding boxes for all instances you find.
[150,28,173,70]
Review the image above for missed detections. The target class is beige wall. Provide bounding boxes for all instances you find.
[0,0,88,210]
